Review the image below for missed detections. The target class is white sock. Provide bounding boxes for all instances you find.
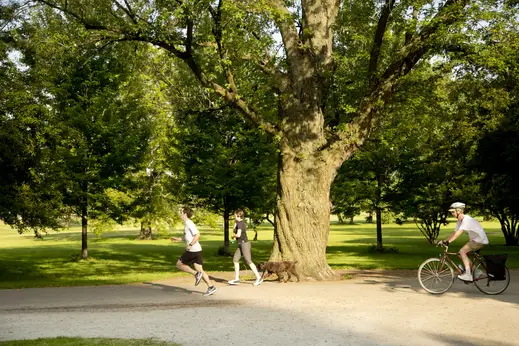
[234,262,240,280]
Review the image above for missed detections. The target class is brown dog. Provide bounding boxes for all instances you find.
[258,261,300,283]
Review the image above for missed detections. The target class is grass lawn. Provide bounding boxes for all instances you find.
[0,217,517,289]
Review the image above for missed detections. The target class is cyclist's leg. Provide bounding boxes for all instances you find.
[461,241,484,275]
[459,243,473,276]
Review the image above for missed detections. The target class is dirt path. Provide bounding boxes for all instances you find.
[1,270,518,346]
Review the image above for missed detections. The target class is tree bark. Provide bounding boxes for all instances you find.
[81,210,88,260]
[139,221,152,240]
[376,174,383,250]
[222,206,231,256]
[271,146,337,280]
[376,207,383,250]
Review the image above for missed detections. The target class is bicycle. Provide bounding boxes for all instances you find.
[418,243,510,295]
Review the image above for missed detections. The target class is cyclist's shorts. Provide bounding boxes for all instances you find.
[467,240,485,251]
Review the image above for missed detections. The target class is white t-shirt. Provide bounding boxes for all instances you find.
[183,219,202,252]
[455,215,489,244]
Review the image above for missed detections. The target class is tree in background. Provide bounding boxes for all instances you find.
[471,11,519,245]
[124,51,181,240]
[175,107,277,254]
[2,9,154,258]
[0,4,64,235]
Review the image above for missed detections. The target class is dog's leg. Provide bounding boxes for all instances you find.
[293,270,300,282]
[260,269,267,280]
[288,265,300,282]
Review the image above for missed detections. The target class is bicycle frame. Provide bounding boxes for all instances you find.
[437,245,487,280]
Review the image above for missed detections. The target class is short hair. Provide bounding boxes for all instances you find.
[181,207,194,218]
[234,209,244,218]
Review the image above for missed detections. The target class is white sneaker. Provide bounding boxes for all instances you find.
[253,278,263,286]
[458,272,473,282]
[228,279,240,285]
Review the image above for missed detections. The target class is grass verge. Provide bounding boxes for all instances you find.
[0,218,516,289]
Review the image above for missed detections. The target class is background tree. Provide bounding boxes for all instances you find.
[124,51,181,240]
[470,10,519,245]
[175,106,277,254]
[0,4,63,235]
[4,9,154,258]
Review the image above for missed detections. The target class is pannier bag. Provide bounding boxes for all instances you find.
[483,254,508,281]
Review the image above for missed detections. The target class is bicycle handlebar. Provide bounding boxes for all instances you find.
[436,241,449,250]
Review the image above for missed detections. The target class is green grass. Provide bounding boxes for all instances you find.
[326,219,518,270]
[0,217,517,289]
[0,337,179,345]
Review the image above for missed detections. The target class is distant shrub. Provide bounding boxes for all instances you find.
[217,245,232,257]
[367,244,399,253]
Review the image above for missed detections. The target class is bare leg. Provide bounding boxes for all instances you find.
[459,243,473,275]
[176,259,197,275]
[194,263,214,288]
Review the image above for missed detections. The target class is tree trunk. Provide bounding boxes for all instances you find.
[81,210,88,260]
[139,221,153,240]
[376,207,383,250]
[493,211,518,246]
[222,207,231,256]
[271,151,336,281]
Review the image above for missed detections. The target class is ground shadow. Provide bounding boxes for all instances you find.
[142,282,195,295]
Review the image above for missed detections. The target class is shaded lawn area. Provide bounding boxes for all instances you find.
[0,218,517,289]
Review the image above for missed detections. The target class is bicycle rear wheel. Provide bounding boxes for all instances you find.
[418,258,455,294]
[473,262,510,295]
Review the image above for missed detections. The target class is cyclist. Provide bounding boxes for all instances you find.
[438,202,489,282]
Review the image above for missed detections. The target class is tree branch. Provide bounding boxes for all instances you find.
[267,0,300,70]
[116,0,138,25]
[35,0,279,136]
[368,0,395,86]
[327,0,471,166]
[212,83,280,136]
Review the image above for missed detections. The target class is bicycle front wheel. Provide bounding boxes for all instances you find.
[473,262,510,295]
[418,258,455,294]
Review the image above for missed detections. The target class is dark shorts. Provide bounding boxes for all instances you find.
[179,250,203,265]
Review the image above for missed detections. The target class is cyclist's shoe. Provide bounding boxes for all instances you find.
[457,272,473,282]
[203,286,217,296]
[194,271,203,286]
[228,279,240,285]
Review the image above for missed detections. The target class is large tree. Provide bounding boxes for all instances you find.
[30,0,506,279]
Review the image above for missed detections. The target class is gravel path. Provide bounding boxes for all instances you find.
[1,270,518,345]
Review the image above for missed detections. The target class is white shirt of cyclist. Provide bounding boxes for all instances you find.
[184,219,202,252]
[455,215,489,244]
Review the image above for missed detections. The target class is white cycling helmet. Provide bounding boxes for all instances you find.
[448,202,466,211]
